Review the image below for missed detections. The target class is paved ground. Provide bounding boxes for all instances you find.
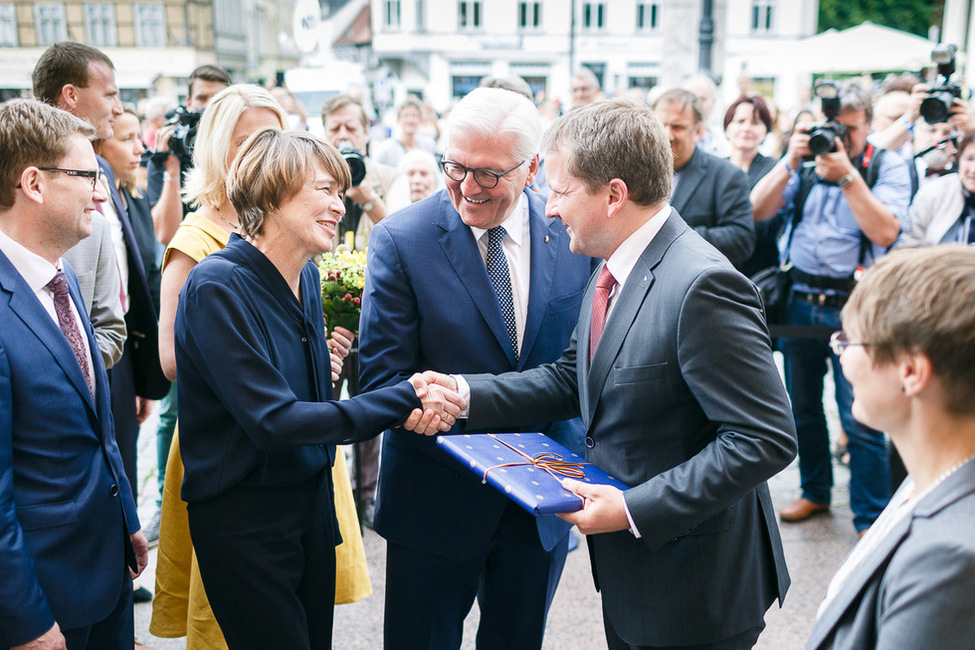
[133,361,858,649]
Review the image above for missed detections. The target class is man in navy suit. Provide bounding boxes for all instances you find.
[33,42,169,517]
[0,99,148,649]
[358,87,593,649]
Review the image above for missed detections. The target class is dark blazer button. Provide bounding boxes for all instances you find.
[301,336,308,343]
[585,436,595,449]
[110,484,119,497]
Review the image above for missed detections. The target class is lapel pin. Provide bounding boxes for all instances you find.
[643,275,648,282]
[544,235,549,243]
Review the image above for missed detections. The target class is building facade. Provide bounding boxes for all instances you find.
[0,0,301,103]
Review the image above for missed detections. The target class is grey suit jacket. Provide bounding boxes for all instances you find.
[807,459,975,650]
[62,212,126,369]
[671,147,755,267]
[466,210,797,646]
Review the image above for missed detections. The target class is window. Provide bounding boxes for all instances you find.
[416,0,425,31]
[383,0,400,29]
[84,3,117,46]
[458,1,481,30]
[518,2,541,31]
[582,2,605,31]
[0,4,17,46]
[636,2,658,32]
[133,3,166,47]
[751,0,775,34]
[34,3,67,46]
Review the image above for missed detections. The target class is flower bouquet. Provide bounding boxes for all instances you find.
[319,246,366,335]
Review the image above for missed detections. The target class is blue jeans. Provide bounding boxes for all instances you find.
[779,295,891,531]
[154,382,177,508]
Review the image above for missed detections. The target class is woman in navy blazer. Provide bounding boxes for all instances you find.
[808,246,975,649]
[174,128,460,649]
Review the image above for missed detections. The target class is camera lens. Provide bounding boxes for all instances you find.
[807,127,836,156]
[920,92,953,124]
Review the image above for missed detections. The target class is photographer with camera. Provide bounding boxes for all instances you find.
[147,65,231,247]
[751,80,911,535]
[321,94,409,253]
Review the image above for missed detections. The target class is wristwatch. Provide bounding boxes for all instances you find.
[837,173,855,189]
[359,199,376,212]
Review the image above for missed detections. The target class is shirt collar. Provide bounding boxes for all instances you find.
[604,204,672,289]
[0,226,59,292]
[469,192,529,248]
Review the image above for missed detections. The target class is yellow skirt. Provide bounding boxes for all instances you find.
[150,433,371,647]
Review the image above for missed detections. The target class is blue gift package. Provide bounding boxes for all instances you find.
[437,432,630,516]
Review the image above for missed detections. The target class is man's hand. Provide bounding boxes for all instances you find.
[13,623,66,649]
[328,326,354,382]
[556,479,630,535]
[814,135,857,184]
[784,129,811,172]
[404,372,467,436]
[346,183,375,209]
[129,530,149,579]
[135,397,153,426]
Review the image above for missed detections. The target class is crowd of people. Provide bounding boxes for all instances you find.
[2,38,975,650]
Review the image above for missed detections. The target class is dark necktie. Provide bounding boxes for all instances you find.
[486,226,519,361]
[47,269,94,397]
[589,265,617,361]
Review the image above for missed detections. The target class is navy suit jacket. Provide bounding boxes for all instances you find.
[98,158,168,400]
[466,212,796,646]
[359,188,593,556]
[0,252,139,647]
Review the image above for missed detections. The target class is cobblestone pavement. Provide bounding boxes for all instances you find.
[134,363,858,649]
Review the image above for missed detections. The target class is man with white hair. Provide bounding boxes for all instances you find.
[359,87,594,649]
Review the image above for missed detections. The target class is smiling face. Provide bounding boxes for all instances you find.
[725,102,768,156]
[43,134,108,256]
[959,141,975,193]
[443,130,537,230]
[654,100,702,171]
[267,164,346,259]
[544,148,615,259]
[99,112,144,184]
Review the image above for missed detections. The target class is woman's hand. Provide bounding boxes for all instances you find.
[328,326,354,382]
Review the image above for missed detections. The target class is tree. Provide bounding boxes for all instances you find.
[819,0,944,38]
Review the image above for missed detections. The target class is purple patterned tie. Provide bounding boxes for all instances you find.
[47,269,94,397]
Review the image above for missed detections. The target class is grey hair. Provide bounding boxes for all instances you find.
[838,80,874,122]
[445,87,541,162]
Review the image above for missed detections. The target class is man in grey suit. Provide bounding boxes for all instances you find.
[652,88,755,268]
[410,98,797,649]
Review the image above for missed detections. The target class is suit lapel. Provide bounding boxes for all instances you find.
[0,253,98,414]
[437,195,518,366]
[520,195,560,368]
[585,213,683,420]
[98,157,149,286]
[670,148,706,213]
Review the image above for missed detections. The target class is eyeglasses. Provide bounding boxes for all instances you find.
[829,330,873,356]
[19,167,104,192]
[440,160,525,189]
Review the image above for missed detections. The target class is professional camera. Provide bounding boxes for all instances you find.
[920,44,963,124]
[337,139,367,188]
[806,81,849,157]
[163,106,203,166]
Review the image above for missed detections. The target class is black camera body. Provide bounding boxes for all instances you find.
[805,82,848,157]
[337,140,367,188]
[920,44,962,124]
[163,106,203,166]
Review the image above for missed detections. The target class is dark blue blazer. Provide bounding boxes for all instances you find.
[359,188,593,557]
[0,252,139,647]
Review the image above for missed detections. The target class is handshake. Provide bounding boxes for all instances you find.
[406,371,466,435]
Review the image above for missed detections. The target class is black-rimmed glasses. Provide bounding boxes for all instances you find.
[27,167,103,192]
[440,160,525,189]
[829,331,872,356]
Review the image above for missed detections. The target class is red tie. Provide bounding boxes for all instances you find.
[589,265,617,361]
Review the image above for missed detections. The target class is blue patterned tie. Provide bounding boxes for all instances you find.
[486,226,519,361]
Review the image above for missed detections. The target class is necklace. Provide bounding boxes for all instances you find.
[911,451,975,503]
[216,205,239,232]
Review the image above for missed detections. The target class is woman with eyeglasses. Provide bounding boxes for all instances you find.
[807,246,975,650]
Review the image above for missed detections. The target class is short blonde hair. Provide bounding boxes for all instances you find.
[182,84,287,209]
[842,246,975,415]
[227,128,351,238]
[0,99,95,208]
